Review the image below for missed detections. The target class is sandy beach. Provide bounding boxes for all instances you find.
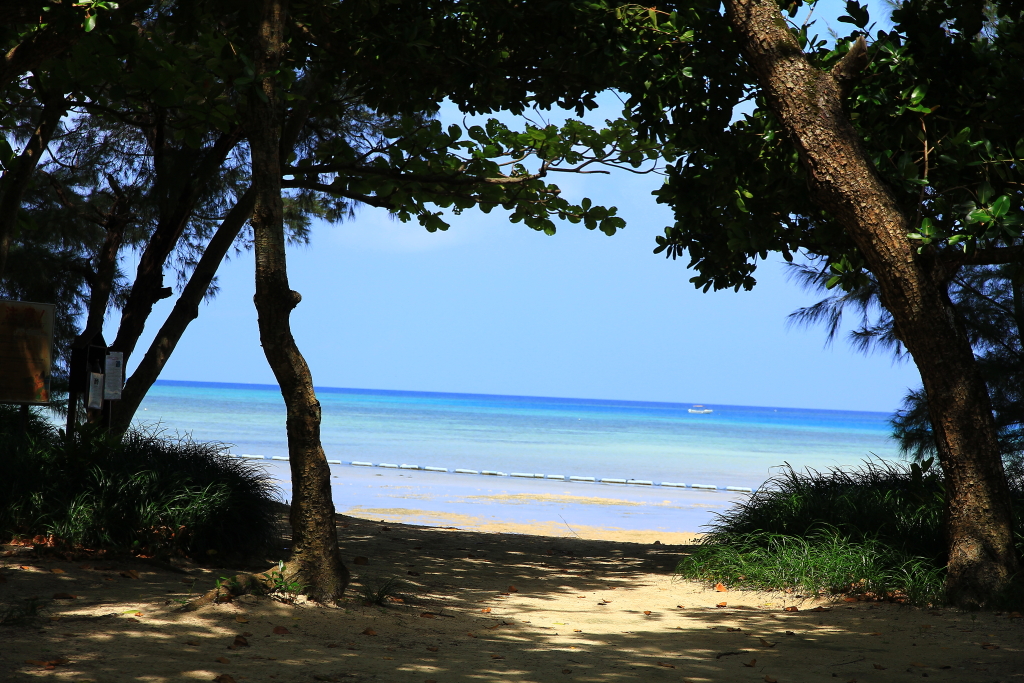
[3,507,1023,683]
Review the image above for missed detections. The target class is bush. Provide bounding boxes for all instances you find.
[0,406,280,560]
[676,459,1024,606]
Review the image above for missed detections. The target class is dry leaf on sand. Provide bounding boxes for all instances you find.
[215,656,230,664]
[759,638,777,648]
[361,628,377,636]
[743,659,757,667]
[715,583,728,592]
[234,616,248,623]
[481,608,491,613]
[764,677,778,683]
[727,627,742,632]
[466,632,477,638]
[120,570,140,579]
[562,669,572,674]
[272,626,291,635]
[784,606,799,612]
[508,585,519,593]
[716,602,727,608]
[231,635,249,648]
[643,610,652,616]
[213,676,236,683]
[982,643,1000,649]
[185,640,199,646]
[50,568,65,574]
[874,664,886,670]
[420,612,436,619]
[426,646,439,652]
[657,662,675,668]
[490,654,505,659]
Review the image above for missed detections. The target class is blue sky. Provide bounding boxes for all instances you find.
[117,1,919,413]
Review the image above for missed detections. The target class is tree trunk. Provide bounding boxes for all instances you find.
[723,0,1019,606]
[0,86,66,280]
[247,0,349,603]
[110,187,256,434]
[108,127,241,363]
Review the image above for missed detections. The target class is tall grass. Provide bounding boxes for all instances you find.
[676,459,1024,606]
[0,406,280,560]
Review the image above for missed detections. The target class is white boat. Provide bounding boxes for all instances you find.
[688,405,713,414]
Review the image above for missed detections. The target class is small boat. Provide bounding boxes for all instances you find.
[688,404,713,414]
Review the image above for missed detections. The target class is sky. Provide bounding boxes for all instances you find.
[114,1,920,414]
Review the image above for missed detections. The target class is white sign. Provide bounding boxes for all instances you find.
[88,372,104,409]
[104,351,123,400]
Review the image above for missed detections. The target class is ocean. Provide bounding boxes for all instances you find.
[136,380,903,535]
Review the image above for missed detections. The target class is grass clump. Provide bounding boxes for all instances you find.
[0,406,280,560]
[360,578,404,606]
[676,458,1024,606]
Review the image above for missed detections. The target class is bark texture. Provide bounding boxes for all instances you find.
[248,0,349,603]
[722,0,1019,606]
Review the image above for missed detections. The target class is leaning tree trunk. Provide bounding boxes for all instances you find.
[723,0,1019,606]
[247,0,349,603]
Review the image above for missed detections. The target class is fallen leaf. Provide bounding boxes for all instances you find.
[599,599,611,604]
[764,677,777,683]
[982,643,1000,649]
[327,643,341,648]
[657,662,675,668]
[785,630,795,635]
[677,604,685,608]
[420,612,436,619]
[869,632,882,636]
[213,676,236,683]
[562,669,572,674]
[873,664,886,670]
[232,635,249,648]
[727,627,742,632]
[843,597,858,603]
[467,632,477,638]
[784,606,799,612]
[272,626,291,635]
[716,602,727,608]
[759,638,776,648]
[215,656,230,664]
[715,582,728,592]
[50,568,66,574]
[185,640,200,646]
[242,632,252,637]
[52,592,77,599]
[120,570,140,579]
[361,628,377,636]
[508,585,519,593]
[573,629,582,632]
[235,616,248,623]
[481,608,491,613]
[811,606,830,612]
[353,556,368,565]
[743,659,757,667]
[426,646,439,652]
[643,610,652,616]
[407,571,420,576]
[490,654,505,659]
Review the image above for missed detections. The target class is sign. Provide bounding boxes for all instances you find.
[0,300,55,404]
[104,351,123,400]
[88,372,104,409]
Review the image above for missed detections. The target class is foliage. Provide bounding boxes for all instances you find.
[0,406,280,559]
[359,577,404,607]
[676,459,1024,605]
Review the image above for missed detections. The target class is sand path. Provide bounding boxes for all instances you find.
[2,513,1022,682]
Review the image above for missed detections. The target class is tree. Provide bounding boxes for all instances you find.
[618,0,1021,605]
[787,259,1024,484]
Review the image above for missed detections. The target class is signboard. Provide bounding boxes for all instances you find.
[0,300,55,404]
[104,351,123,400]
[88,372,104,409]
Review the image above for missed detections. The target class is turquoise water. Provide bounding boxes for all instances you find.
[138,380,900,491]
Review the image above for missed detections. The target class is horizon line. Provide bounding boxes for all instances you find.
[151,378,891,416]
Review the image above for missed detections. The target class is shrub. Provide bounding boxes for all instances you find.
[0,406,280,560]
[676,459,1024,606]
